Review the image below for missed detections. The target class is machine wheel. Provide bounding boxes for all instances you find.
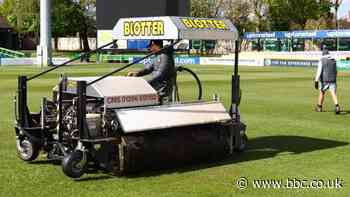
[16,138,40,161]
[234,134,248,152]
[62,151,86,178]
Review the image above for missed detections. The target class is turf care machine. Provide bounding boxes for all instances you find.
[14,16,247,178]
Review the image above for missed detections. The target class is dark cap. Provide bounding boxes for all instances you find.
[148,40,163,48]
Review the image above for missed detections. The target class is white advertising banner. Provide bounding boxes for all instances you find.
[0,58,36,65]
[0,58,70,66]
[97,30,127,49]
[200,57,264,66]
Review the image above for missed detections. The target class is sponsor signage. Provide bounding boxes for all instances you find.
[122,18,230,37]
[175,57,200,65]
[244,30,350,40]
[133,56,200,65]
[113,17,177,40]
[180,18,229,30]
[123,20,165,37]
[264,59,318,67]
[105,94,158,108]
[200,57,264,66]
[264,59,350,69]
[336,60,350,69]
[0,58,70,66]
[0,58,36,65]
[200,57,235,65]
[113,16,238,40]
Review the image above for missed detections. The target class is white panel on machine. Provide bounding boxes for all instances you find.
[116,102,232,133]
[65,76,159,108]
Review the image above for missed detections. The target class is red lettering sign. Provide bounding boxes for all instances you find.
[106,94,158,105]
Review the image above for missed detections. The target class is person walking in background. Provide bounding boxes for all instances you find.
[314,49,341,114]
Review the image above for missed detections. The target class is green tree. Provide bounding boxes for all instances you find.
[52,0,79,49]
[0,0,96,51]
[74,0,96,52]
[0,0,39,34]
[52,0,96,51]
[249,0,269,31]
[190,0,257,35]
[191,0,224,18]
[304,18,329,30]
[224,0,255,35]
[267,0,332,30]
[339,18,350,29]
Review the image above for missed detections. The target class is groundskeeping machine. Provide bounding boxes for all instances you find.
[14,16,247,178]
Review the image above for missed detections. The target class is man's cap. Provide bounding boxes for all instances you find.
[148,40,163,48]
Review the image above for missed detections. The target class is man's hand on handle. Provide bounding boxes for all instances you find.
[127,72,138,77]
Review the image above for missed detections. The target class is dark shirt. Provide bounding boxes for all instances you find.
[320,57,337,82]
[315,54,337,83]
[137,51,176,97]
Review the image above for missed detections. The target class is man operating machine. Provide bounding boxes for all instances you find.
[14,16,247,178]
[128,40,176,102]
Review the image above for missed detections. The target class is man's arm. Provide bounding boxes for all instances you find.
[136,64,154,77]
[315,59,322,82]
[148,54,170,85]
[335,59,338,76]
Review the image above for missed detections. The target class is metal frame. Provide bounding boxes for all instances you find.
[77,81,87,140]
[15,40,179,144]
[14,17,245,178]
[17,76,28,128]
[15,38,242,142]
[231,40,240,120]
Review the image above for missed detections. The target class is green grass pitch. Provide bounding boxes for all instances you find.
[0,64,349,197]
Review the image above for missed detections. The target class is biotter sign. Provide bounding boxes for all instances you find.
[180,18,228,30]
[123,20,165,37]
[112,16,238,40]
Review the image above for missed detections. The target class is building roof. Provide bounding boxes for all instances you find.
[0,16,12,29]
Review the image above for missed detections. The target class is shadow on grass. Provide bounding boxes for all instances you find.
[127,135,348,178]
[338,110,350,115]
[241,135,348,154]
[75,175,114,182]
[29,160,53,165]
[26,135,349,179]
[29,159,61,165]
[318,110,350,115]
[230,135,348,163]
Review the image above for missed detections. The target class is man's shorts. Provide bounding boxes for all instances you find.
[319,82,336,92]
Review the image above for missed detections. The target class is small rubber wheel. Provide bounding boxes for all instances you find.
[234,134,248,152]
[62,151,86,178]
[16,138,40,161]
